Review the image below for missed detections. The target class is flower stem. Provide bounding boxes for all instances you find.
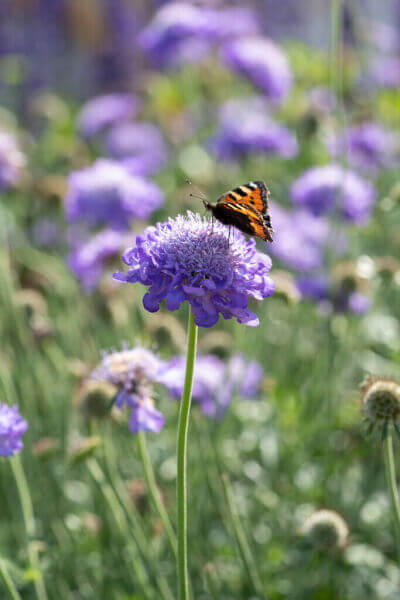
[383,426,400,561]
[177,307,198,600]
[10,455,48,600]
[221,473,265,598]
[137,430,177,557]
[0,558,22,600]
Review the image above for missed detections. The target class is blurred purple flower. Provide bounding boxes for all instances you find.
[0,131,25,191]
[68,229,127,291]
[347,291,371,314]
[64,159,164,230]
[0,404,28,457]
[221,36,292,104]
[268,203,331,271]
[139,3,259,68]
[328,122,399,172]
[296,275,371,314]
[296,275,330,301]
[160,353,264,419]
[210,97,297,161]
[113,212,275,328]
[91,346,165,434]
[290,165,376,224]
[371,57,400,89]
[106,122,167,176]
[77,94,140,137]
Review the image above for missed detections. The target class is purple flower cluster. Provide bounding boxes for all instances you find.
[296,275,371,315]
[114,212,275,328]
[290,165,376,224]
[65,159,164,230]
[269,203,332,271]
[328,122,399,173]
[0,131,25,191]
[106,122,167,176]
[77,94,140,138]
[210,97,298,161]
[0,404,28,457]
[221,37,292,104]
[160,353,264,419]
[139,3,259,68]
[68,229,127,291]
[91,347,164,434]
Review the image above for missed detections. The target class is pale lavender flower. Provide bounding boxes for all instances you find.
[290,165,376,224]
[68,229,127,291]
[106,122,167,176]
[296,275,371,314]
[64,159,164,230]
[0,131,25,190]
[371,56,400,89]
[0,404,28,457]
[77,94,140,137]
[113,212,275,328]
[221,36,292,104]
[328,122,399,172]
[91,347,164,434]
[210,97,298,161]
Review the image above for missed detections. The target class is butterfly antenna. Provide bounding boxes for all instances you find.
[186,179,208,203]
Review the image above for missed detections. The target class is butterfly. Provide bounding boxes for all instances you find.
[203,180,274,242]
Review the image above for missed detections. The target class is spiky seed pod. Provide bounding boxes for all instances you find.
[361,375,400,427]
[301,509,349,551]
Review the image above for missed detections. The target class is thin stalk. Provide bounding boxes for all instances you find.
[10,455,48,600]
[221,473,265,598]
[383,426,400,561]
[0,558,22,600]
[176,308,198,600]
[137,430,177,558]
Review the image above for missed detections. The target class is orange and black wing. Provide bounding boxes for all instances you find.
[212,201,273,242]
[217,181,273,235]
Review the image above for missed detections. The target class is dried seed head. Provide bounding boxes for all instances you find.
[301,509,349,551]
[77,380,117,420]
[361,375,400,425]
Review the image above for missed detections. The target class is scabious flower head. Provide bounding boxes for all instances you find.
[0,404,28,457]
[68,229,127,291]
[221,36,292,104]
[269,203,331,271]
[160,353,264,419]
[301,510,349,551]
[0,131,25,191]
[138,3,259,68]
[290,165,376,224]
[210,97,298,161]
[113,212,275,328]
[77,94,139,137]
[64,159,164,230]
[328,122,399,173]
[106,122,168,176]
[90,347,164,434]
[361,375,400,426]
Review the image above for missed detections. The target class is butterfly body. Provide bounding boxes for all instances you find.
[204,181,274,242]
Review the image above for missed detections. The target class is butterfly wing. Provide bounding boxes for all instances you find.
[212,200,273,242]
[217,180,273,234]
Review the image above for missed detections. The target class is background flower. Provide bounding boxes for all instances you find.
[0,131,25,191]
[114,212,275,328]
[77,94,140,138]
[0,404,28,457]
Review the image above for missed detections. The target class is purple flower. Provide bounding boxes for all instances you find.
[64,159,164,230]
[113,212,275,328]
[160,353,264,419]
[210,97,297,161]
[296,275,330,301]
[0,404,28,457]
[370,57,400,89]
[269,203,331,271]
[296,275,371,314]
[139,3,259,68]
[77,94,140,137]
[106,122,168,176]
[91,347,165,434]
[221,37,292,104]
[68,229,127,291]
[328,122,399,172]
[0,131,25,191]
[347,291,371,314]
[290,165,376,224]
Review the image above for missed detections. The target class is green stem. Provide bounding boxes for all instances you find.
[0,558,22,600]
[221,473,265,598]
[383,426,400,561]
[177,308,198,600]
[137,430,177,558]
[10,455,48,600]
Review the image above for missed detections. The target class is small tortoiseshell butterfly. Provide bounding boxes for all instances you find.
[203,180,274,242]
